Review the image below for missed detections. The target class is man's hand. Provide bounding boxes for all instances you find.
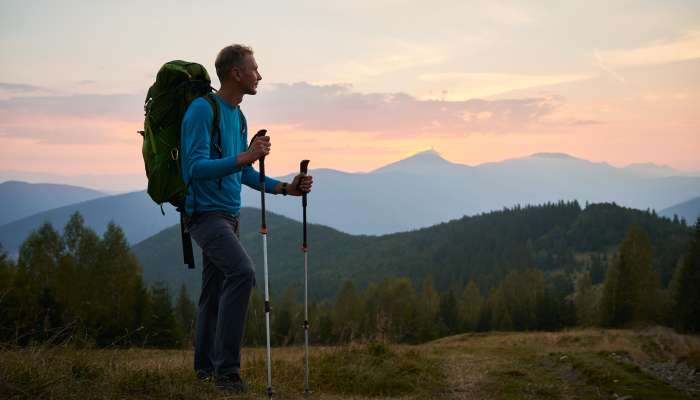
[243,135,271,164]
[286,173,313,196]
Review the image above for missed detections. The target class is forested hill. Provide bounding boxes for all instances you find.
[132,201,692,301]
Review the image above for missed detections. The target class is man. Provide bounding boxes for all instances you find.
[180,44,313,393]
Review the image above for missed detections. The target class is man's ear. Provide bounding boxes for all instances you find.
[231,67,242,82]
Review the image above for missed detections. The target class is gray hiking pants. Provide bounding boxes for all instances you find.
[186,211,255,377]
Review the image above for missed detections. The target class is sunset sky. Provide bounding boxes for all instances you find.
[1,0,699,190]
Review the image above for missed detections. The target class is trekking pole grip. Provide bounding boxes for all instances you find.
[299,159,310,206]
[250,129,268,180]
[251,129,268,232]
[300,160,309,249]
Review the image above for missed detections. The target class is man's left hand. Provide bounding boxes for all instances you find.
[287,173,313,196]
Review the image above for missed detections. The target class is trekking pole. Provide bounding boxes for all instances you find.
[299,159,311,395]
[252,129,274,399]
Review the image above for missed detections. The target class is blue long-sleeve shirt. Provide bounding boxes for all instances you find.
[180,95,281,216]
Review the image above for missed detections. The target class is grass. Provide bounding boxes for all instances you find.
[1,328,699,399]
[315,342,445,397]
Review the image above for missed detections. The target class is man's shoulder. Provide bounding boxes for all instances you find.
[184,97,214,120]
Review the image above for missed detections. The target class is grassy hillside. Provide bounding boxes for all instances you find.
[2,328,699,399]
[133,202,692,301]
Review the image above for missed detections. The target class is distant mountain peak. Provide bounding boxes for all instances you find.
[415,147,440,156]
[403,148,447,161]
[372,148,458,174]
[528,152,580,160]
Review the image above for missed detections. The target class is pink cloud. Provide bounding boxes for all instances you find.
[244,82,575,137]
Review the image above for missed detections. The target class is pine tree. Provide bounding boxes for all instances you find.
[671,217,700,332]
[416,274,440,340]
[244,289,265,346]
[174,284,196,348]
[273,287,299,346]
[146,284,182,348]
[60,213,102,338]
[438,288,459,334]
[332,281,361,342]
[14,223,64,343]
[460,280,483,332]
[317,304,334,344]
[599,225,658,326]
[489,287,511,331]
[93,223,144,345]
[496,269,544,330]
[589,253,607,285]
[0,243,18,340]
[573,271,598,326]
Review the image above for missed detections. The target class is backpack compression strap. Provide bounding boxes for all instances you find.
[203,94,223,190]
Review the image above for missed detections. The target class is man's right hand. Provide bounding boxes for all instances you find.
[242,135,271,164]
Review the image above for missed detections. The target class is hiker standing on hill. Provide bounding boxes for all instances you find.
[180,44,313,393]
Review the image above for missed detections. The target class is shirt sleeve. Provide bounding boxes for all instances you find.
[180,99,238,182]
[241,164,282,194]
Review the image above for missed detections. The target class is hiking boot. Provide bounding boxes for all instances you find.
[195,370,213,382]
[215,373,248,394]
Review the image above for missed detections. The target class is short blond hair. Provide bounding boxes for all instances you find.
[215,44,254,83]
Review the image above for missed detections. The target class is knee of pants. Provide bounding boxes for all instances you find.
[231,256,256,286]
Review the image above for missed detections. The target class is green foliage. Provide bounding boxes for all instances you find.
[174,284,196,348]
[490,269,544,331]
[2,203,695,349]
[573,271,599,326]
[438,288,459,334]
[459,280,483,331]
[273,287,300,346]
[0,212,183,348]
[146,284,182,348]
[600,225,660,327]
[332,281,362,342]
[0,243,18,339]
[671,217,700,332]
[244,289,265,346]
[134,201,692,305]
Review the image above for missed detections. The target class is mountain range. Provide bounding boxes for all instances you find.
[241,150,700,234]
[660,196,700,225]
[1,151,699,257]
[0,191,179,256]
[0,181,103,226]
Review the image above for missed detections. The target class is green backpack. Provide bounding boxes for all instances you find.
[141,60,222,207]
[140,60,222,268]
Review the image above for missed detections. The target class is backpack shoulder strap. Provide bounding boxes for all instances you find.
[203,93,223,190]
[203,93,222,157]
[239,108,248,139]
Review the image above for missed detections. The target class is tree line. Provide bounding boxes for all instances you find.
[0,213,196,348]
[258,218,699,345]
[1,212,698,349]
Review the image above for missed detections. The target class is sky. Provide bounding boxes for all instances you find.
[0,0,699,191]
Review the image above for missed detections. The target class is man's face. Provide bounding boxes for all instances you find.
[234,54,262,95]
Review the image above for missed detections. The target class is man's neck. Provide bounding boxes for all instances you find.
[216,85,244,106]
